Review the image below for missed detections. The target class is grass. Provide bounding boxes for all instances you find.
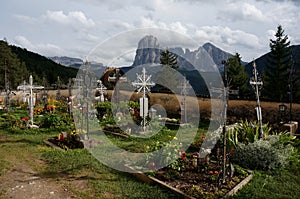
[1,104,300,198]
[0,129,181,198]
[3,128,300,199]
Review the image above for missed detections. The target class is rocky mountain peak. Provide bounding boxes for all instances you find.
[137,35,159,49]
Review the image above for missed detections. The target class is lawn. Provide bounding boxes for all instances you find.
[1,128,300,198]
[0,129,180,198]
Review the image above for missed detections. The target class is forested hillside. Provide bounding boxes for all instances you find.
[0,40,78,90]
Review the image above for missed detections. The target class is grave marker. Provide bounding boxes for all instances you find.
[249,61,263,139]
[17,75,44,127]
[132,67,155,132]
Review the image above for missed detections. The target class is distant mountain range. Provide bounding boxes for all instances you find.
[16,34,300,96]
[132,35,235,72]
[50,35,236,72]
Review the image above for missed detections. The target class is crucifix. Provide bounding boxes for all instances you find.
[56,76,62,100]
[17,75,44,127]
[250,61,263,139]
[178,76,191,124]
[177,76,192,124]
[211,60,236,184]
[108,68,127,103]
[132,67,155,132]
[42,77,48,106]
[96,80,107,102]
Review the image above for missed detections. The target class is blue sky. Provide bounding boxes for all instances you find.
[1,0,300,64]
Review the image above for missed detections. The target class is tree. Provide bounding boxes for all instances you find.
[227,53,249,98]
[160,48,179,69]
[263,25,292,101]
[156,48,180,93]
[0,40,28,90]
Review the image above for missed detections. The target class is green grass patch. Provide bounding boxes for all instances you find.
[41,149,180,198]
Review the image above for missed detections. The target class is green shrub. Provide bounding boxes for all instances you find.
[232,135,295,170]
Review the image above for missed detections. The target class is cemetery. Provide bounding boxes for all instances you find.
[1,59,300,198]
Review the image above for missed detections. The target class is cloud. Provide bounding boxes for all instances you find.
[44,10,95,31]
[195,26,263,49]
[14,35,63,56]
[218,2,269,23]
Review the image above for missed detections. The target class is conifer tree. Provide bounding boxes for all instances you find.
[156,48,180,93]
[263,25,292,101]
[160,48,179,69]
[227,53,249,98]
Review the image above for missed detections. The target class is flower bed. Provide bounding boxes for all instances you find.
[46,133,84,150]
[126,159,252,199]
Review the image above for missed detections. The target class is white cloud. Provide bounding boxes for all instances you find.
[218,2,269,23]
[44,10,95,31]
[195,26,263,50]
[14,35,63,57]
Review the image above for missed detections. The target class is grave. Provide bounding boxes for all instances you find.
[17,75,44,128]
[132,67,155,132]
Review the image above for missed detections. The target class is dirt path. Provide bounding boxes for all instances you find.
[0,160,78,199]
[0,163,75,199]
[0,133,77,199]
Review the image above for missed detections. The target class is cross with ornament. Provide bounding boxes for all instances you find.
[132,67,155,132]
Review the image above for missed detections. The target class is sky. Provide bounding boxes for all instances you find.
[1,0,300,65]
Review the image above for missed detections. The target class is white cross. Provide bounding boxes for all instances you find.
[17,75,44,127]
[177,76,192,124]
[96,80,107,102]
[250,61,263,138]
[132,67,155,131]
[132,68,155,97]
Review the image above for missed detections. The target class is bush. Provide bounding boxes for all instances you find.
[232,135,295,171]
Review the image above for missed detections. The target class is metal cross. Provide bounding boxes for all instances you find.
[132,67,155,131]
[56,76,62,100]
[96,80,107,102]
[108,68,127,103]
[250,61,263,139]
[177,76,192,124]
[17,75,44,127]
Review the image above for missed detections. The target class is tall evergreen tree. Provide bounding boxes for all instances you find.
[263,25,292,101]
[227,53,249,98]
[156,48,180,93]
[160,48,179,69]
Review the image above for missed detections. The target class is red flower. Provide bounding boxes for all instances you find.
[180,150,187,160]
[21,117,28,121]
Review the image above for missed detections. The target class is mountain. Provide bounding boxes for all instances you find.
[9,45,78,86]
[202,43,234,71]
[244,45,300,77]
[132,35,161,66]
[131,35,238,72]
[49,56,83,68]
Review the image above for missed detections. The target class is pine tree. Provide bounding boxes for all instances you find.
[156,48,180,93]
[160,48,179,69]
[263,25,292,101]
[227,53,249,98]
